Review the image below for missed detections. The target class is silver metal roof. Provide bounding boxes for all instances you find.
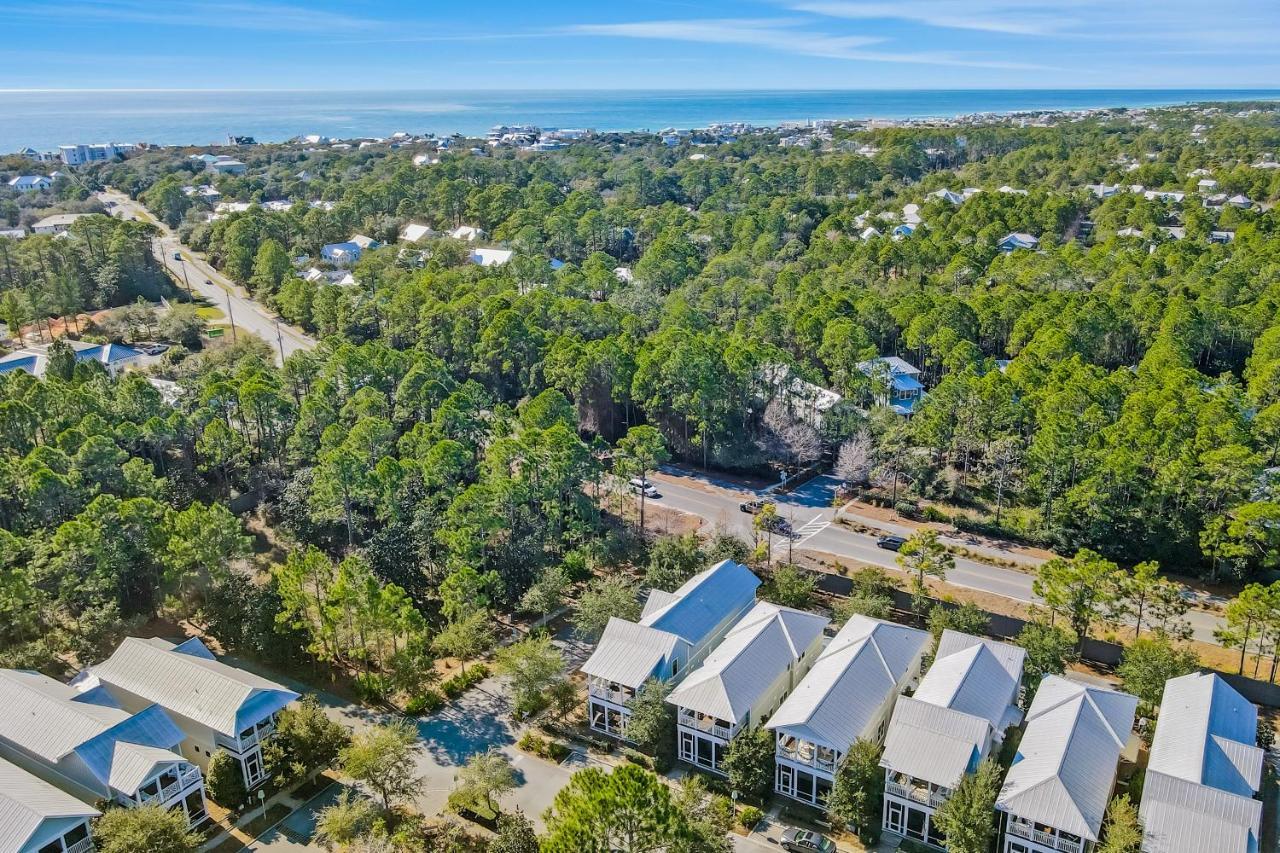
[85,637,298,736]
[914,630,1025,731]
[881,695,992,787]
[0,758,97,853]
[666,602,828,724]
[1140,770,1261,853]
[580,617,681,688]
[766,616,929,753]
[639,560,760,647]
[996,675,1138,841]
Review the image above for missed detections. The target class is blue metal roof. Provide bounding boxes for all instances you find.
[891,373,924,392]
[641,559,760,648]
[0,355,38,375]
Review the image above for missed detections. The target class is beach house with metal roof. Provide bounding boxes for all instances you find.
[0,757,98,853]
[1139,673,1263,853]
[857,356,925,415]
[881,630,1025,848]
[0,669,207,829]
[667,602,828,775]
[74,637,299,791]
[580,560,760,739]
[996,676,1138,853]
[766,616,929,808]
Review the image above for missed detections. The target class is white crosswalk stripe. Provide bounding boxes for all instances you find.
[793,513,831,544]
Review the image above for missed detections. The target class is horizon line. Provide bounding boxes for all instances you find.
[3,85,1280,95]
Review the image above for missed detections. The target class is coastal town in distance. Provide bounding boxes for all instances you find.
[3,5,1280,851]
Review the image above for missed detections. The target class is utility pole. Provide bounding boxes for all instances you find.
[177,254,191,297]
[225,291,238,343]
[274,319,285,364]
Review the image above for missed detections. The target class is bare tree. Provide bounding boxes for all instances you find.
[834,430,874,486]
[758,400,822,474]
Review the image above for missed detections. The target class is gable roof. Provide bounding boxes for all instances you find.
[667,602,828,724]
[914,630,1025,731]
[580,617,681,688]
[881,695,992,787]
[0,758,98,853]
[639,559,760,648]
[996,676,1137,841]
[0,670,185,797]
[85,637,298,736]
[767,616,928,752]
[1148,673,1262,797]
[1140,770,1261,853]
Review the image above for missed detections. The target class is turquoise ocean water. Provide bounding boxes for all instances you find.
[2,88,1278,152]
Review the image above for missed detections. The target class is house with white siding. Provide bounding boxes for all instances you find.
[880,631,1025,848]
[74,637,298,791]
[7,176,51,192]
[0,757,98,853]
[858,356,924,416]
[0,669,207,829]
[667,602,828,775]
[1139,673,1263,853]
[580,560,760,739]
[996,676,1138,853]
[766,616,929,808]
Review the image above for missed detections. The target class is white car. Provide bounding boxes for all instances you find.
[628,477,659,498]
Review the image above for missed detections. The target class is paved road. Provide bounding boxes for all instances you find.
[99,190,316,366]
[647,469,1227,646]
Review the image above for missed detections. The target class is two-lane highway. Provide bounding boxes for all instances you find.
[100,190,316,365]
[647,469,1227,646]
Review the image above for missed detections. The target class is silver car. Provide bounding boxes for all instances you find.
[780,827,836,853]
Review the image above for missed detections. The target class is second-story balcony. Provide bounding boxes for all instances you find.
[588,679,635,707]
[678,709,734,741]
[1006,819,1084,853]
[65,837,95,853]
[215,718,277,753]
[885,779,949,810]
[776,737,838,773]
[138,765,203,807]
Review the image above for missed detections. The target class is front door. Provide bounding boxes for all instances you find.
[777,764,795,798]
[885,798,906,835]
[243,749,265,788]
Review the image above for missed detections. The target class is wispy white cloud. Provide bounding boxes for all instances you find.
[0,0,381,32]
[787,1,1076,36]
[563,18,1050,69]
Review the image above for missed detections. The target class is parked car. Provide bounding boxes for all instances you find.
[204,279,212,286]
[172,251,182,261]
[628,477,659,498]
[780,828,836,852]
[140,344,169,356]
[876,534,907,551]
[739,499,766,514]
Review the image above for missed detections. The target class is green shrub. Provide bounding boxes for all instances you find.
[516,731,571,762]
[404,689,445,715]
[922,505,950,523]
[205,749,247,809]
[354,672,390,703]
[440,663,490,698]
[620,747,653,769]
[739,805,763,829]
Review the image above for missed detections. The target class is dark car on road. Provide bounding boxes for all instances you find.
[780,828,836,852]
[876,534,907,551]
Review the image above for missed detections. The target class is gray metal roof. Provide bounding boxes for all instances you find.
[666,602,828,724]
[1147,672,1262,796]
[0,758,97,853]
[1140,770,1260,853]
[766,616,929,753]
[996,675,1138,841]
[0,670,186,797]
[85,637,298,736]
[881,695,992,787]
[914,630,1025,731]
[1141,673,1263,853]
[640,560,760,647]
[580,617,681,688]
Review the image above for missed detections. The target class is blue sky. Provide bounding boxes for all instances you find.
[2,0,1279,90]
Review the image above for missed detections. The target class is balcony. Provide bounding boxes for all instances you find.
[776,741,837,773]
[588,682,635,706]
[885,780,949,810]
[679,711,733,741]
[1006,820,1083,853]
[140,766,203,806]
[215,719,276,752]
[65,838,95,853]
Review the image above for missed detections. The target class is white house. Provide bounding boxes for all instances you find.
[1139,673,1263,853]
[0,341,143,379]
[321,241,362,266]
[0,228,25,241]
[1227,194,1253,209]
[399,223,438,243]
[7,176,51,192]
[927,189,964,205]
[0,757,98,853]
[1197,178,1219,192]
[902,203,922,225]
[58,143,132,166]
[0,669,208,829]
[857,356,924,416]
[581,560,760,739]
[767,616,929,809]
[207,158,246,176]
[1085,184,1121,199]
[859,226,882,240]
[880,630,1025,848]
[1143,190,1185,204]
[998,185,1029,196]
[998,232,1040,253]
[449,225,485,242]
[469,248,514,267]
[996,676,1138,853]
[75,637,299,791]
[30,214,89,236]
[666,602,828,775]
[760,363,843,428]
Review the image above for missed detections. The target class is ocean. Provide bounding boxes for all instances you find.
[2,88,1279,152]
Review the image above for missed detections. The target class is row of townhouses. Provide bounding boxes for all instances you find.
[0,637,297,853]
[579,559,1265,853]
